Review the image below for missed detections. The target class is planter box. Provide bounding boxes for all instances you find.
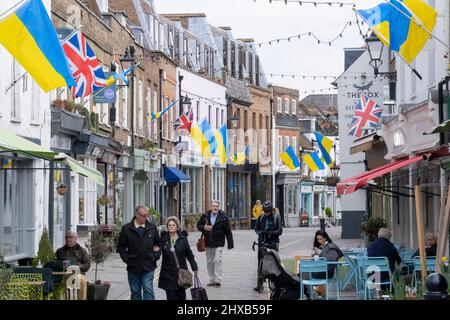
[87,283,110,300]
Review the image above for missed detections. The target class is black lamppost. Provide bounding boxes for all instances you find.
[229,111,239,217]
[120,46,136,209]
[365,33,399,81]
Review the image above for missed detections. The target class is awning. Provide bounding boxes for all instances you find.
[350,132,382,155]
[0,127,56,160]
[164,167,190,183]
[337,154,430,196]
[61,155,104,187]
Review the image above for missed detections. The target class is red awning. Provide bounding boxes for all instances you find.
[337,154,430,196]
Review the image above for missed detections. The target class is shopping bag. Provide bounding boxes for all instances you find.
[190,275,208,300]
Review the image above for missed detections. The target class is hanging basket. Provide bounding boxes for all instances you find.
[56,184,68,195]
[325,176,340,186]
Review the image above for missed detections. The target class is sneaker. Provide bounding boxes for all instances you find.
[253,287,263,293]
[214,282,221,287]
[207,281,216,286]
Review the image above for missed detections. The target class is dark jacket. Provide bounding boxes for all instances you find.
[197,210,234,249]
[158,231,198,290]
[413,243,437,258]
[367,237,401,271]
[117,218,162,273]
[255,213,283,245]
[56,243,90,273]
[314,242,343,278]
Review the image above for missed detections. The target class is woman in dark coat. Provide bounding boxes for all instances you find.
[158,216,198,300]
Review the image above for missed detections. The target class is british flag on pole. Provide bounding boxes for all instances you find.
[174,107,194,132]
[348,94,383,138]
[62,30,107,98]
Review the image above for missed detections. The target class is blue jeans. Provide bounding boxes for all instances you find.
[128,271,155,300]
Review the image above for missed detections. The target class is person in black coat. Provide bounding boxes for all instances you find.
[367,228,401,288]
[117,206,162,300]
[197,200,234,287]
[158,216,198,300]
[413,232,438,258]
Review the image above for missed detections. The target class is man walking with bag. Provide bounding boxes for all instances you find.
[197,200,234,287]
[118,206,161,300]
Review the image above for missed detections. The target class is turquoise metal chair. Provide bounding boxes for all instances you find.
[412,256,436,289]
[299,258,329,300]
[359,257,392,300]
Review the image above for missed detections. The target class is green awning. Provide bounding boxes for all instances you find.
[424,119,450,135]
[63,156,105,187]
[0,127,56,160]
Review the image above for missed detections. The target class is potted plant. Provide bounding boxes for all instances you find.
[32,227,54,267]
[148,207,161,226]
[360,215,387,245]
[0,256,14,299]
[56,184,68,196]
[325,175,340,186]
[85,229,113,300]
[97,196,112,207]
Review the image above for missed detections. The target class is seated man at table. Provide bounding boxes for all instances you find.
[55,231,90,299]
[367,228,401,290]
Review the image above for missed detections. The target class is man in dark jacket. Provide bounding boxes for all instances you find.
[253,200,282,292]
[197,200,233,287]
[367,228,401,287]
[56,231,91,273]
[118,206,162,300]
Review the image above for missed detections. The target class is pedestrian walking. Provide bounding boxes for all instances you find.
[158,216,198,300]
[196,200,234,287]
[117,206,161,300]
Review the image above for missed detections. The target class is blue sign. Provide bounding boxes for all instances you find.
[94,72,117,104]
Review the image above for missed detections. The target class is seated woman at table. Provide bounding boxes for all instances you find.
[412,232,437,258]
[300,230,343,299]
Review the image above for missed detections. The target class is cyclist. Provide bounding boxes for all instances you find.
[253,200,283,292]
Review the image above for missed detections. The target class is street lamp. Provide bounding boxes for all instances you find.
[230,113,240,129]
[365,33,398,81]
[120,46,136,209]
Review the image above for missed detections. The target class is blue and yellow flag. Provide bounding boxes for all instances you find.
[280,146,301,170]
[190,119,217,160]
[215,125,228,165]
[314,131,333,166]
[357,0,437,64]
[230,146,248,165]
[303,151,325,172]
[0,0,75,92]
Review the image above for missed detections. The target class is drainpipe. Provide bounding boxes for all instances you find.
[438,77,450,145]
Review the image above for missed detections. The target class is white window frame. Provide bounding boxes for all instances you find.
[153,90,158,138]
[292,99,297,115]
[138,80,143,134]
[292,136,297,157]
[122,85,128,129]
[284,97,290,114]
[277,96,282,113]
[78,157,97,226]
[278,136,282,164]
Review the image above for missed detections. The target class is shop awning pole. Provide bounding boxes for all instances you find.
[436,185,450,273]
[414,185,427,286]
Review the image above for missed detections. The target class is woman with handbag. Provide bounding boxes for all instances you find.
[158,216,198,300]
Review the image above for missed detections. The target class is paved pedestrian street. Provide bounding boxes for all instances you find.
[85,227,361,300]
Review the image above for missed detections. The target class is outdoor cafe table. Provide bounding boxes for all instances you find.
[52,270,76,300]
[341,253,363,291]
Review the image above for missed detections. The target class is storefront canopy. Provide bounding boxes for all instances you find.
[0,128,104,187]
[337,154,430,196]
[164,167,190,183]
[424,119,450,135]
[61,155,105,187]
[0,127,57,160]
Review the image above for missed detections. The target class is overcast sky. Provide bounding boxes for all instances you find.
[153,0,382,98]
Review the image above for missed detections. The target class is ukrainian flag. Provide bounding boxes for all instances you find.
[314,131,333,166]
[0,0,75,92]
[215,125,228,165]
[357,0,437,64]
[280,146,301,171]
[303,151,325,172]
[190,119,216,160]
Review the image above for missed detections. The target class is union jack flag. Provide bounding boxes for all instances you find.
[174,107,193,132]
[348,94,383,138]
[62,31,107,98]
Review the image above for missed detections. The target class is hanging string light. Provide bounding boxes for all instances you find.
[255,0,356,7]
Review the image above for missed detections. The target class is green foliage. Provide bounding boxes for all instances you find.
[440,258,450,293]
[90,112,99,132]
[148,207,161,225]
[0,256,14,295]
[79,107,92,130]
[97,196,113,207]
[325,207,333,218]
[360,215,387,243]
[183,213,202,231]
[85,230,114,283]
[388,266,406,300]
[34,227,55,267]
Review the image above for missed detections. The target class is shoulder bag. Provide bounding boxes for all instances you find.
[172,249,193,289]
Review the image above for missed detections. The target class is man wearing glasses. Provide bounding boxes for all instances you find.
[118,206,162,300]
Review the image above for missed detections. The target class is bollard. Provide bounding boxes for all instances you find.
[424,273,449,300]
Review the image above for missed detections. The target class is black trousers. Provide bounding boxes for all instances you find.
[165,287,187,301]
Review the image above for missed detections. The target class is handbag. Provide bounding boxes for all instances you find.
[196,233,206,252]
[190,275,208,300]
[172,250,193,288]
[196,217,209,252]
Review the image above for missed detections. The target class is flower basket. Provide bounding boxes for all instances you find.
[56,184,68,195]
[325,176,340,186]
